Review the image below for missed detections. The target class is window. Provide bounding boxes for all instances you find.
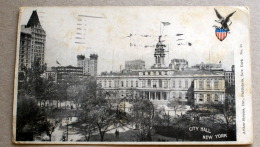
[142,80,145,87]
[215,94,219,101]
[172,80,175,88]
[206,80,211,89]
[179,80,182,88]
[199,80,204,89]
[159,79,162,88]
[179,92,182,99]
[109,81,111,87]
[104,81,107,87]
[164,81,168,88]
[207,94,210,101]
[136,81,138,87]
[199,94,203,101]
[121,81,124,87]
[152,92,155,100]
[148,79,151,87]
[185,80,188,88]
[214,81,219,89]
[157,92,161,100]
[131,81,133,87]
[115,80,119,87]
[153,81,157,88]
[163,93,167,100]
[126,81,128,87]
[185,94,188,99]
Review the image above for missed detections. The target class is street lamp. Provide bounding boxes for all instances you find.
[66,116,69,141]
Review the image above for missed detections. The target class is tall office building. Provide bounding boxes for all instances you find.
[19,10,46,71]
[77,54,98,76]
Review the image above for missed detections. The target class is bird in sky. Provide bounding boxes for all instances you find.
[214,8,236,31]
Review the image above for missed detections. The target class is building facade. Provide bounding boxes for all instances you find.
[19,10,46,71]
[41,70,57,82]
[194,74,225,105]
[51,66,83,84]
[77,54,98,76]
[97,36,226,106]
[225,65,235,87]
[169,59,188,71]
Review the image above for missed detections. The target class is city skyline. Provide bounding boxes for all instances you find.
[14,6,252,144]
[19,7,242,74]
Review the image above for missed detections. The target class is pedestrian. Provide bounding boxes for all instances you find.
[115,129,119,138]
[115,129,118,138]
[116,130,120,138]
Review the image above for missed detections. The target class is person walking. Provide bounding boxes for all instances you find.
[115,129,119,138]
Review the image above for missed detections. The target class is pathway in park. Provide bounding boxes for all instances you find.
[51,124,64,141]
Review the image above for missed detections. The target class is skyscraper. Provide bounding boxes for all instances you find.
[19,10,46,70]
[77,54,98,76]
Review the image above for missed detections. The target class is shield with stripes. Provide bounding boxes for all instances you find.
[215,28,228,41]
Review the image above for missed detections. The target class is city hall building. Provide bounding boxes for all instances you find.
[97,36,226,106]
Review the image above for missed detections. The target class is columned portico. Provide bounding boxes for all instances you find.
[142,91,169,101]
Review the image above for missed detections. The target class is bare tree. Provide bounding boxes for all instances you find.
[80,79,116,141]
[167,99,184,116]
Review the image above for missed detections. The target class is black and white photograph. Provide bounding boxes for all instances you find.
[13,7,252,144]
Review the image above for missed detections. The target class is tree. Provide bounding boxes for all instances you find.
[216,101,236,140]
[16,59,52,141]
[79,120,96,141]
[172,114,192,141]
[16,97,51,141]
[46,125,55,141]
[18,59,46,97]
[129,99,155,141]
[167,99,184,116]
[89,105,116,141]
[80,79,116,141]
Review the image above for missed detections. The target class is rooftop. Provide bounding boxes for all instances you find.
[26,10,41,28]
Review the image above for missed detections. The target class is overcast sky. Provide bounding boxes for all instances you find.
[19,7,249,74]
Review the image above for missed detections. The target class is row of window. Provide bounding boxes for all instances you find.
[103,80,139,88]
[32,28,45,34]
[32,33,45,38]
[198,80,219,89]
[142,71,168,76]
[144,92,167,100]
[172,92,188,99]
[58,72,82,75]
[20,41,30,46]
[198,94,219,102]
[172,80,189,88]
[101,79,192,89]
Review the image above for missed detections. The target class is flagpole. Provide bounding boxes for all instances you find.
[160,22,162,35]
[168,43,170,64]
[162,25,165,35]
[209,48,210,63]
[112,48,114,71]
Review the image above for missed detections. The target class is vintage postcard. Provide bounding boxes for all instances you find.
[13,6,252,145]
